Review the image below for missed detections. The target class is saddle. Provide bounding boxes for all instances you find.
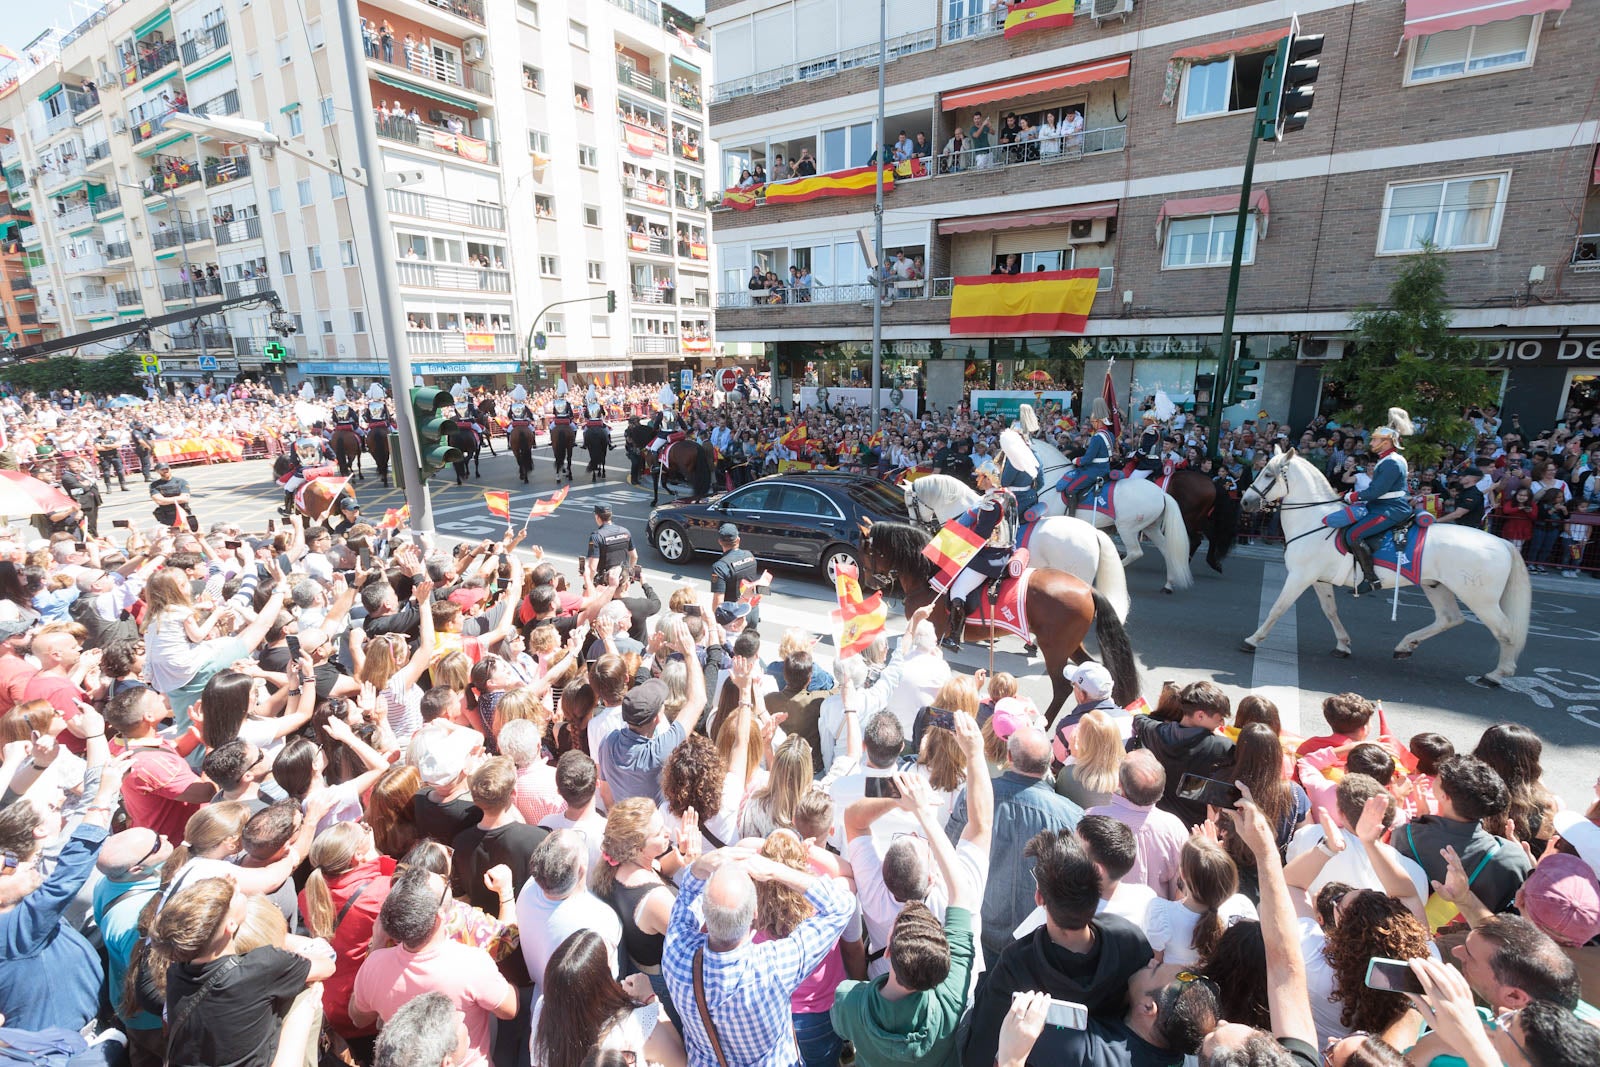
[974,556,1031,640]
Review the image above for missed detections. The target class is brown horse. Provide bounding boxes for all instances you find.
[859,521,1139,722]
[650,439,712,506]
[366,428,392,488]
[330,428,365,481]
[549,420,577,482]
[509,424,537,484]
[271,455,355,519]
[1164,469,1240,573]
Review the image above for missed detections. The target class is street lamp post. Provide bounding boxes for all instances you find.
[869,0,887,432]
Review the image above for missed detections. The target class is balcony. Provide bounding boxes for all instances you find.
[7,276,34,294]
[409,331,518,355]
[169,326,231,350]
[93,191,121,215]
[114,286,142,306]
[1573,233,1600,272]
[623,179,671,209]
[370,49,493,96]
[607,0,663,25]
[70,293,116,317]
[56,202,96,231]
[151,219,212,251]
[711,27,936,104]
[40,157,90,192]
[617,62,666,102]
[162,277,222,301]
[630,282,677,304]
[134,40,180,81]
[30,264,53,287]
[672,84,703,112]
[132,107,189,146]
[67,86,101,118]
[180,23,229,67]
[626,232,671,256]
[0,142,19,168]
[224,276,270,299]
[16,312,41,326]
[204,154,250,188]
[213,216,263,245]
[193,89,241,121]
[411,0,485,27]
[386,188,505,230]
[396,260,510,292]
[19,224,40,247]
[374,114,499,165]
[932,125,1126,175]
[675,187,704,211]
[40,109,78,140]
[86,141,112,165]
[629,335,678,355]
[62,250,110,274]
[144,164,203,197]
[105,240,133,260]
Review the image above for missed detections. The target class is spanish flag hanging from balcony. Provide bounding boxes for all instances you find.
[720,188,759,211]
[1004,0,1075,38]
[764,165,893,206]
[949,269,1100,335]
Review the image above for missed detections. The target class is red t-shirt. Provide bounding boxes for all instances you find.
[21,673,88,754]
[120,740,204,843]
[298,857,396,1037]
[0,655,39,716]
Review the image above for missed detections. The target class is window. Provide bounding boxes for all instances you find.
[328,173,345,198]
[522,65,544,93]
[277,35,291,65]
[1180,51,1271,120]
[321,311,334,334]
[296,178,313,206]
[319,96,335,126]
[248,51,261,78]
[544,315,565,335]
[269,187,283,212]
[307,245,323,270]
[308,20,325,49]
[279,250,294,275]
[588,260,604,281]
[1379,173,1507,254]
[592,316,609,337]
[578,145,598,168]
[1163,213,1257,269]
[574,85,592,110]
[529,130,550,154]
[1407,16,1537,83]
[540,255,559,276]
[821,122,873,171]
[352,309,366,332]
[517,0,539,25]
[397,233,428,259]
[339,240,356,266]
[584,205,600,227]
[288,109,303,137]
[292,313,304,333]
[535,194,555,218]
[569,20,588,49]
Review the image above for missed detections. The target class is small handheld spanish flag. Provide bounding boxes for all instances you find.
[379,505,411,530]
[484,491,511,520]
[527,485,569,520]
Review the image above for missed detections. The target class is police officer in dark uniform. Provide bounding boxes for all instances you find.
[624,415,654,486]
[709,522,764,633]
[93,428,128,492]
[330,498,363,536]
[128,420,155,481]
[587,505,636,582]
[61,456,103,538]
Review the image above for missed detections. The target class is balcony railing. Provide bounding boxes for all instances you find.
[131,107,187,145]
[151,219,212,250]
[680,290,711,308]
[617,62,666,101]
[162,277,222,300]
[136,40,180,79]
[630,283,676,304]
[62,250,109,273]
[0,142,19,168]
[370,49,493,95]
[1572,233,1600,271]
[939,2,1092,43]
[17,312,41,325]
[169,327,231,349]
[56,202,95,231]
[105,240,133,260]
[19,224,40,246]
[712,27,936,103]
[86,141,112,164]
[114,287,141,306]
[6,276,34,293]
[193,89,240,121]
[629,335,677,354]
[180,23,229,66]
[204,154,250,187]
[415,0,485,26]
[30,264,54,286]
[386,188,505,229]
[717,270,1115,308]
[673,86,703,111]
[409,331,519,355]
[40,157,89,189]
[626,233,671,256]
[224,277,270,299]
[144,165,203,197]
[70,293,115,317]
[67,87,100,116]
[374,114,499,165]
[213,216,263,245]
[933,125,1127,175]
[41,109,78,139]
[674,188,704,211]
[607,0,663,26]
[396,260,511,292]
[93,191,121,215]
[623,179,671,208]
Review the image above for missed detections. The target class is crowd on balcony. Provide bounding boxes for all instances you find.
[671,124,702,159]
[51,191,91,219]
[176,262,223,296]
[148,155,200,194]
[618,103,668,137]
[940,107,1085,173]
[405,311,512,333]
[671,75,702,110]
[360,17,397,64]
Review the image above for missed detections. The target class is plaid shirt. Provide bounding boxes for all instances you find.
[663,869,853,1067]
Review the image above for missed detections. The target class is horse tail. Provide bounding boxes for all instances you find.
[1090,526,1130,623]
[1157,493,1194,590]
[691,442,712,498]
[1091,589,1140,708]
[1206,490,1240,566]
[1499,541,1531,665]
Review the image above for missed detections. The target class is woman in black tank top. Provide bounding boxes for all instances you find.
[592,798,685,1026]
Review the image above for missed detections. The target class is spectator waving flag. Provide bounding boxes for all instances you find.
[923,516,986,594]
[1101,367,1123,439]
[1004,0,1076,37]
[484,490,511,519]
[833,562,887,658]
[526,485,569,520]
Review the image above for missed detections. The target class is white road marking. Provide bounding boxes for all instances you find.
[1251,559,1302,736]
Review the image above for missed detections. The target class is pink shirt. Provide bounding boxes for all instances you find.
[351,939,512,1067]
[513,761,564,825]
[752,929,848,1015]
[1087,794,1187,900]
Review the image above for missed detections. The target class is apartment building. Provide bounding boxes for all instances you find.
[0,170,39,350]
[0,0,716,391]
[704,0,1600,430]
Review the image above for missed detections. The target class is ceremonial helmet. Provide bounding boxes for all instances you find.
[366,382,387,401]
[999,428,1039,479]
[555,378,569,397]
[295,437,323,465]
[331,384,348,406]
[974,455,1002,487]
[658,382,677,409]
[1369,407,1414,452]
[1090,396,1111,426]
[511,383,529,404]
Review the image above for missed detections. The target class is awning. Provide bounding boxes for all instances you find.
[374,73,479,113]
[943,55,1131,112]
[671,56,701,76]
[1170,27,1289,62]
[939,201,1118,235]
[1158,190,1271,236]
[1403,0,1569,39]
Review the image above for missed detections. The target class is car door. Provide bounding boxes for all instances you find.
[770,484,848,565]
[712,482,783,557]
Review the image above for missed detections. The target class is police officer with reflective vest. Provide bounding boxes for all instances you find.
[588,504,636,582]
[710,522,764,633]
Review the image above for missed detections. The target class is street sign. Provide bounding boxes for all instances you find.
[719,368,738,392]
[139,352,160,370]
[679,369,693,391]
[534,332,547,351]
[198,355,218,371]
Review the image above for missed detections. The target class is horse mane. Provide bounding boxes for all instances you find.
[916,474,977,509]
[1287,453,1337,497]
[869,521,936,580]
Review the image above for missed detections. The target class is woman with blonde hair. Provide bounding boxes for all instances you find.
[593,797,685,1013]
[163,801,307,901]
[142,567,286,723]
[364,764,421,859]
[353,601,435,742]
[1056,709,1123,808]
[764,629,835,691]
[492,685,551,739]
[298,821,394,1042]
[910,675,976,823]
[713,683,767,799]
[739,736,813,838]
[429,649,473,724]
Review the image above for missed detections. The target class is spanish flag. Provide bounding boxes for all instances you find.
[950,269,1100,335]
[484,491,511,519]
[1004,0,1075,38]
[720,188,759,211]
[379,505,411,530]
[764,165,893,206]
[923,519,987,594]
[527,485,569,518]
[780,425,808,449]
[834,562,888,658]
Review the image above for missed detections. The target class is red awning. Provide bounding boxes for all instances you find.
[1170,27,1289,62]
[1403,0,1569,40]
[943,56,1131,112]
[1158,190,1271,234]
[939,202,1118,235]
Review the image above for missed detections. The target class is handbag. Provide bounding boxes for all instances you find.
[692,948,731,1067]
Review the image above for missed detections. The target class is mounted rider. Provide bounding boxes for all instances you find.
[548,378,577,427]
[329,385,361,435]
[1339,407,1416,596]
[363,382,393,432]
[1130,392,1176,480]
[1056,397,1116,517]
[942,457,1017,652]
[506,383,537,431]
[277,436,337,517]
[648,382,684,458]
[998,415,1042,537]
[583,383,611,455]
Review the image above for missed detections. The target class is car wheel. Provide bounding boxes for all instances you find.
[821,544,861,585]
[653,521,690,563]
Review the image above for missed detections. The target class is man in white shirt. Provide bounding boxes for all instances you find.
[1282,773,1428,919]
[816,653,903,780]
[515,830,622,989]
[884,621,948,737]
[1012,814,1156,938]
[537,752,608,872]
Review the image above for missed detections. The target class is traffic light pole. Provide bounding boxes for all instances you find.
[520,291,617,386]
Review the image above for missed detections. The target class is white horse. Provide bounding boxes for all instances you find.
[1240,446,1530,686]
[903,474,1131,622]
[1025,439,1193,593]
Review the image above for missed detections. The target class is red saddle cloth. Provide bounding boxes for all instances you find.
[971,551,1031,640]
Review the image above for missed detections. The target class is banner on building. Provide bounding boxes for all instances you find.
[1004,0,1075,37]
[764,165,894,205]
[464,332,496,352]
[624,124,657,156]
[949,269,1100,335]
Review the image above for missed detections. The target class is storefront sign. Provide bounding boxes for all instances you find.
[1485,337,1600,365]
[1073,336,1212,359]
[971,390,1074,417]
[800,385,919,414]
[411,361,522,375]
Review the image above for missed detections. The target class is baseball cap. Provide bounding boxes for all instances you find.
[1551,810,1600,877]
[338,498,360,512]
[448,587,490,609]
[621,678,669,727]
[1063,662,1114,701]
[0,618,32,642]
[717,522,740,540]
[1519,853,1600,947]
[408,724,480,788]
[714,602,751,625]
[156,461,171,471]
[990,696,1038,739]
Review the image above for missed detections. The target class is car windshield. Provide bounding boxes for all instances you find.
[846,479,908,518]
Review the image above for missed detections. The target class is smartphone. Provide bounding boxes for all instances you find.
[863,777,902,800]
[224,539,243,550]
[358,545,373,569]
[285,635,301,660]
[1041,996,1089,1030]
[684,605,702,617]
[267,518,276,532]
[112,519,130,529]
[924,707,957,733]
[1176,774,1242,810]
[74,541,87,552]
[1365,957,1425,995]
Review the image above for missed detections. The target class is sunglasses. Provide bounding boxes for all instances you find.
[132,832,164,870]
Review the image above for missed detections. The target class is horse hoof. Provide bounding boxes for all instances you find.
[1332,648,1351,659]
[1162,586,1174,595]
[1240,640,1257,654]
[1393,649,1413,660]
[1470,675,1502,689]
[1208,560,1223,574]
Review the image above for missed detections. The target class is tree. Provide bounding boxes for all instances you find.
[1327,247,1497,468]
[78,351,144,396]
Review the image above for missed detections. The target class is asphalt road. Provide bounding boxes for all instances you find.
[89,442,1600,809]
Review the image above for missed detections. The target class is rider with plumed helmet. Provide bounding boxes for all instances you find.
[1341,407,1415,595]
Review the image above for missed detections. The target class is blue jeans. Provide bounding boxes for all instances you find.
[1527,525,1561,567]
[793,1011,841,1067]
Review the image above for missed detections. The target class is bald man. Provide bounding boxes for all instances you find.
[94,828,174,1067]
[20,625,98,751]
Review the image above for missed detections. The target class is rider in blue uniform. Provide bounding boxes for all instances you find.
[1340,407,1415,596]
[942,459,1016,652]
[998,429,1041,533]
[1056,397,1115,517]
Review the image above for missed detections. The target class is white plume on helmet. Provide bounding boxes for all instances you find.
[511,383,528,403]
[555,379,569,397]
[999,428,1039,478]
[587,383,599,403]
[299,382,314,402]
[1152,390,1177,422]
[658,383,676,409]
[366,382,386,401]
[331,384,347,404]
[1014,403,1040,436]
[1370,407,1414,451]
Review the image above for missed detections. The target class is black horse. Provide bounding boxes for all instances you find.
[584,422,612,481]
[450,422,483,485]
[549,420,577,483]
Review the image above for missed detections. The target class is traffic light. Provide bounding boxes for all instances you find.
[1259,31,1324,141]
[1192,374,1216,421]
[605,289,617,314]
[263,341,286,363]
[411,387,463,479]
[1229,358,1263,407]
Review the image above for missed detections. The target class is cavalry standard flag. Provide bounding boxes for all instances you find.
[1101,368,1124,439]
[949,269,1100,335]
[764,165,893,206]
[922,518,986,594]
[484,491,511,519]
[1004,0,1075,38]
[833,562,887,658]
[527,485,569,519]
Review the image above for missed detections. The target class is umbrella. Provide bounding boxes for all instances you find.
[0,470,76,516]
[1025,369,1053,383]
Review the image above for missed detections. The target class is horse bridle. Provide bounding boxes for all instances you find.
[906,489,939,531]
[856,526,897,593]
[1244,459,1344,546]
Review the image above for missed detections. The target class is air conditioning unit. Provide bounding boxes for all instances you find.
[464,37,486,61]
[1297,337,1347,361]
[1068,217,1109,245]
[1090,0,1133,22]
[259,142,275,159]
[110,117,127,134]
